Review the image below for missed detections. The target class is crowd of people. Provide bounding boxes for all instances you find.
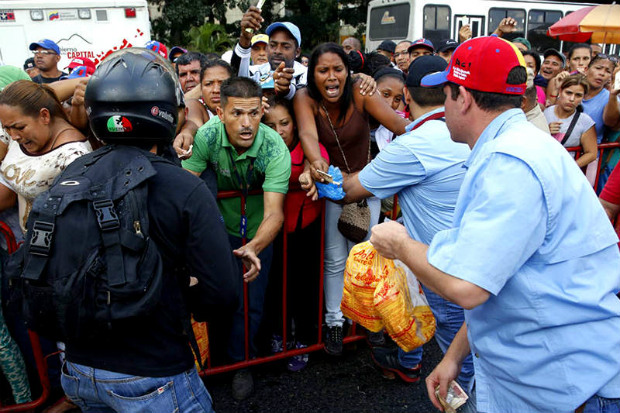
[0,5,619,413]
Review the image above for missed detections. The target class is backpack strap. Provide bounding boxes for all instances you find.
[86,147,159,288]
[22,195,63,281]
[91,187,126,287]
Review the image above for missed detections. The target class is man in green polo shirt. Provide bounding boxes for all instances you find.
[182,76,290,400]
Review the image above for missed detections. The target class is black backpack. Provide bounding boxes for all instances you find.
[6,145,167,342]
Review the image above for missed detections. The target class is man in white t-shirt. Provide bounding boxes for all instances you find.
[231,6,306,100]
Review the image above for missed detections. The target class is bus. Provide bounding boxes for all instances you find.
[0,0,151,69]
[365,0,604,53]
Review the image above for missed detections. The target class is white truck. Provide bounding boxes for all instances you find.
[0,0,151,69]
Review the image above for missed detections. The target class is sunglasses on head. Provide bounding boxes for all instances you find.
[595,54,619,64]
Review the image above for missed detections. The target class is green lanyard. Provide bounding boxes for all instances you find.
[227,150,255,238]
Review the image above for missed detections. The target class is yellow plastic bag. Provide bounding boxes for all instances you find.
[373,260,436,352]
[191,318,209,369]
[340,241,435,351]
[341,242,387,332]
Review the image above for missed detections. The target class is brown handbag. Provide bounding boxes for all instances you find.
[338,200,371,243]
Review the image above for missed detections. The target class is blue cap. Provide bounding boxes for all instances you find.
[266,22,301,47]
[169,46,187,61]
[29,39,60,55]
[60,65,89,80]
[408,38,434,53]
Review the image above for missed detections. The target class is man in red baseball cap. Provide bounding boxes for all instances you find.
[370,36,620,413]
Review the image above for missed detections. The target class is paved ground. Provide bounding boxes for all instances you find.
[0,334,442,412]
[206,338,443,413]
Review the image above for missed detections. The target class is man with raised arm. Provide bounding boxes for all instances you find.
[231,6,306,100]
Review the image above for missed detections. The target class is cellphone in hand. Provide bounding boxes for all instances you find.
[315,169,333,183]
[245,0,265,33]
[615,70,620,90]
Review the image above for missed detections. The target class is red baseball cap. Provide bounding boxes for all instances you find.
[421,36,526,95]
[145,40,168,58]
[67,57,96,75]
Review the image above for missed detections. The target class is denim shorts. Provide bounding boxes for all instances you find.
[61,361,214,413]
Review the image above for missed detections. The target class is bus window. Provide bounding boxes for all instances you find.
[423,5,451,47]
[368,3,411,41]
[528,10,562,52]
[488,8,525,40]
[455,15,485,39]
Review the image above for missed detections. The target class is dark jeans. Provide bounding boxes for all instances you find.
[262,219,322,346]
[226,235,273,362]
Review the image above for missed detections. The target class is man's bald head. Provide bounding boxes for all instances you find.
[342,37,361,54]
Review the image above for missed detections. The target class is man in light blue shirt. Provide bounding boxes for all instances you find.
[343,55,473,389]
[370,36,620,413]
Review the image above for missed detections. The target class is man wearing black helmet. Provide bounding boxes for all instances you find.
[59,49,240,413]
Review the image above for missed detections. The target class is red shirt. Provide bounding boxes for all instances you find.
[284,141,329,233]
[600,162,620,245]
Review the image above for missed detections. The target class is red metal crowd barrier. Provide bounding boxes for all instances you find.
[566,141,620,190]
[201,185,365,376]
[1,140,619,412]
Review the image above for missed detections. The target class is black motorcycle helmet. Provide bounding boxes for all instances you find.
[85,48,184,145]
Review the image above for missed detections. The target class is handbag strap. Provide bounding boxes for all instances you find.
[560,105,582,146]
[321,102,370,174]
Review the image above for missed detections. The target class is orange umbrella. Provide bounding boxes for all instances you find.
[547,4,620,44]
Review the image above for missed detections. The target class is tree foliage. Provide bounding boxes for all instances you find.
[186,23,234,54]
[148,0,370,54]
[284,0,339,53]
[149,0,239,46]
[339,0,372,40]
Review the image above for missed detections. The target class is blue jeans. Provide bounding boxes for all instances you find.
[324,198,381,327]
[227,235,273,361]
[584,396,620,413]
[398,285,474,390]
[462,386,620,413]
[61,361,214,413]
